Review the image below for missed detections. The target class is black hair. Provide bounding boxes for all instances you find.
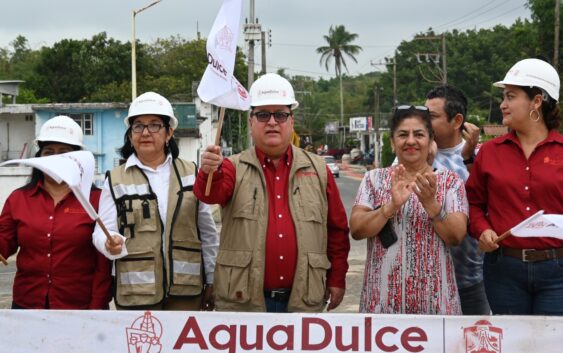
[521,86,561,130]
[426,85,468,124]
[119,115,179,163]
[390,105,434,139]
[20,141,82,190]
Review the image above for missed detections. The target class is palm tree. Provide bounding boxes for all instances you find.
[316,25,362,148]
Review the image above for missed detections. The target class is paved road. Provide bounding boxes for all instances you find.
[0,170,366,311]
[332,170,365,313]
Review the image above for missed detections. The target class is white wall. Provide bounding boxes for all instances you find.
[0,167,31,210]
[0,114,35,161]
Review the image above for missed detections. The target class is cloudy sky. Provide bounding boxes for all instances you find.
[1,0,531,79]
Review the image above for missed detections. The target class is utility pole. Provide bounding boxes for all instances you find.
[373,86,383,167]
[392,56,398,105]
[415,34,447,84]
[244,0,261,147]
[555,0,560,70]
[261,31,267,74]
[442,33,447,84]
[369,58,397,105]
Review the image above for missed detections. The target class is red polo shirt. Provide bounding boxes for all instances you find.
[0,181,112,309]
[467,130,563,249]
[194,147,350,290]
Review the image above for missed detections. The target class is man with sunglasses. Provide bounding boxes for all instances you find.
[425,85,489,315]
[194,73,350,313]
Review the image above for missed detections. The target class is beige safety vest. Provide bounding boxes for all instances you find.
[108,158,203,307]
[214,145,330,312]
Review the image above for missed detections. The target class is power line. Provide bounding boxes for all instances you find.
[433,0,504,30]
[458,3,527,30]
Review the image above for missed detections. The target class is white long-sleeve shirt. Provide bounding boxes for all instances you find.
[93,154,219,283]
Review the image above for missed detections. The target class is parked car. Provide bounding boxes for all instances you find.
[322,155,340,178]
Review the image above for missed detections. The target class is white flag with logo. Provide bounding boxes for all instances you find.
[0,151,98,220]
[197,0,250,111]
[510,210,563,239]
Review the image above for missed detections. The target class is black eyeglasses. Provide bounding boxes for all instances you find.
[131,123,165,133]
[251,111,292,123]
[394,105,429,112]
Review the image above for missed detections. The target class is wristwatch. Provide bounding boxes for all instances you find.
[431,207,448,222]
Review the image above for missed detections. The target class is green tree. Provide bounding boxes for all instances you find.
[380,132,394,168]
[316,25,362,147]
[526,0,561,67]
[31,38,85,101]
[30,33,133,102]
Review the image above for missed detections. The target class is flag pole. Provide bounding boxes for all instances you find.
[96,218,118,246]
[493,229,511,244]
[205,106,226,196]
[0,254,7,266]
[70,186,117,245]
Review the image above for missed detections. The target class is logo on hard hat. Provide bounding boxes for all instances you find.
[258,89,282,96]
[215,25,234,52]
[463,320,503,353]
[126,311,163,353]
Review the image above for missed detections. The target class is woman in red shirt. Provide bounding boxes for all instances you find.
[466,58,563,315]
[0,116,111,309]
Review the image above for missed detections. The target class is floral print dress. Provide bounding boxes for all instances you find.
[354,167,467,315]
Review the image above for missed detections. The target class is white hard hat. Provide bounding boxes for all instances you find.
[35,115,84,148]
[125,92,178,129]
[494,58,560,101]
[249,73,299,109]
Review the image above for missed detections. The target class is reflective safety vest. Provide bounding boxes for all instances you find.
[107,158,203,307]
[214,145,330,312]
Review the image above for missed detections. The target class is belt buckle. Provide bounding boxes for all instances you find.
[270,290,289,299]
[521,249,532,262]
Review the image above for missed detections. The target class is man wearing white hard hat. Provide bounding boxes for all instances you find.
[0,115,112,309]
[466,58,563,315]
[195,74,350,313]
[93,92,219,311]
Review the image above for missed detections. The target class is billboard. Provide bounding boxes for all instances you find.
[324,121,339,135]
[349,116,372,132]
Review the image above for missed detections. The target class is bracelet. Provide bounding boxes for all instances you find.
[381,204,395,219]
[430,207,448,222]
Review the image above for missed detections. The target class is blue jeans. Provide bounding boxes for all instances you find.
[264,296,289,313]
[458,281,490,315]
[484,250,563,315]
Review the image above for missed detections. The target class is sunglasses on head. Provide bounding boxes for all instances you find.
[251,111,292,123]
[394,105,429,113]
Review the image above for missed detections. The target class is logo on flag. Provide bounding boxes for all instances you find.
[463,320,503,353]
[215,25,234,52]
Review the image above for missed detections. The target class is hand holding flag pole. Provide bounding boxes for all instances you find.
[197,0,250,196]
[205,107,226,196]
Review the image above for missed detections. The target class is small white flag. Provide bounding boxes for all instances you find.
[0,151,98,220]
[510,210,563,239]
[197,0,250,111]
